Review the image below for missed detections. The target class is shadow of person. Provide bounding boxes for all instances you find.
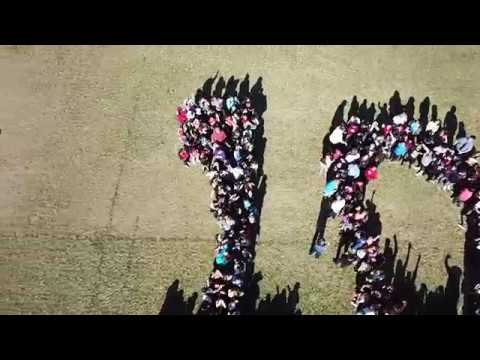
[418,96,430,130]
[224,76,240,98]
[242,271,263,314]
[431,104,438,122]
[321,136,332,162]
[250,76,267,118]
[201,71,219,98]
[287,283,301,314]
[159,279,198,315]
[243,271,302,315]
[405,96,415,121]
[256,293,272,313]
[348,95,359,120]
[402,254,421,314]
[376,102,389,127]
[331,100,347,129]
[384,240,426,315]
[415,283,428,314]
[457,121,466,140]
[444,254,462,315]
[333,228,354,264]
[389,90,402,118]
[365,199,382,238]
[212,76,226,98]
[358,99,368,120]
[390,250,463,315]
[444,106,458,146]
[238,73,250,101]
[256,283,301,315]
[421,261,460,315]
[393,241,412,290]
[366,102,376,124]
[194,88,204,103]
[424,286,446,314]
[383,236,399,285]
[271,287,288,312]
[186,292,198,314]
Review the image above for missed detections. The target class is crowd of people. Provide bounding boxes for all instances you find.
[176,91,261,315]
[175,87,479,315]
[314,93,480,315]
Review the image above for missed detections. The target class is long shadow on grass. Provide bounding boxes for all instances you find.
[243,75,269,313]
[159,243,462,315]
[159,275,301,315]
[329,195,463,315]
[159,280,198,315]
[361,199,462,315]
[249,272,301,315]
[383,236,463,315]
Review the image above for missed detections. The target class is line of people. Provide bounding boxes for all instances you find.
[176,92,261,315]
[314,92,480,315]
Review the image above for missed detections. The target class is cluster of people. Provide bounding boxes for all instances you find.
[315,93,480,315]
[176,92,261,315]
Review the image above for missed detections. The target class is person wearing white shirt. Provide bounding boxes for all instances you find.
[425,119,441,134]
[392,112,408,125]
[329,125,346,145]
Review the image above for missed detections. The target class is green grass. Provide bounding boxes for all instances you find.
[0,45,479,314]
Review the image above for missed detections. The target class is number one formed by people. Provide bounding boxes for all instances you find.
[175,75,265,315]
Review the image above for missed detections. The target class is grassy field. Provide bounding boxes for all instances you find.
[1,45,479,314]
